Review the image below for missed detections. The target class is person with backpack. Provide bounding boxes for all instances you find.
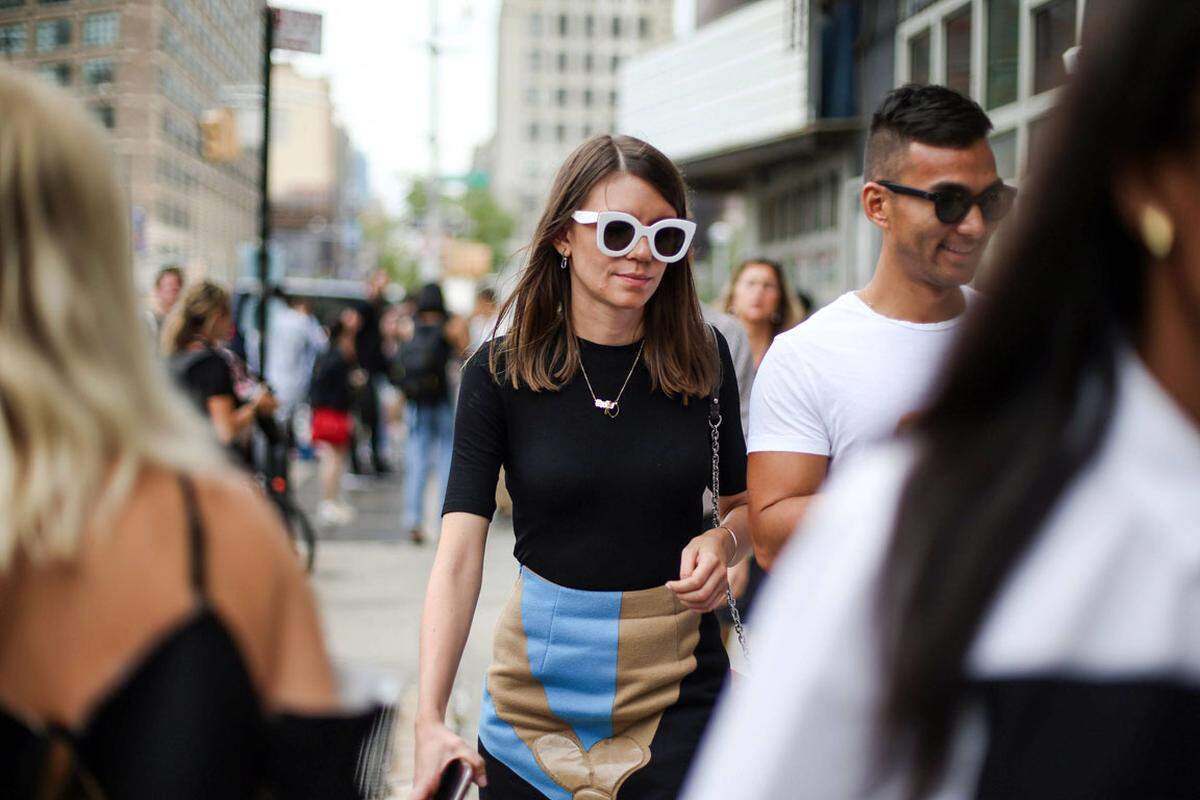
[398,284,458,545]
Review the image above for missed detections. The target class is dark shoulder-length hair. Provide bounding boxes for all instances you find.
[721,257,802,339]
[489,135,717,398]
[877,2,1200,796]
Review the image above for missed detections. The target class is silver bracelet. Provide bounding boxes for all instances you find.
[717,525,738,565]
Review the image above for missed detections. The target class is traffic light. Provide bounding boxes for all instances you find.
[200,108,240,163]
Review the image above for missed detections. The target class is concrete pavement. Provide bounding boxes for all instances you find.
[295,462,518,798]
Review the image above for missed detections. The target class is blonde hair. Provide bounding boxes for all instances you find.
[0,67,224,570]
[161,280,230,355]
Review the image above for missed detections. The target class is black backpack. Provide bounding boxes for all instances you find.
[397,323,450,403]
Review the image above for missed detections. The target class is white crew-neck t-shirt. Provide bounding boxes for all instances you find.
[747,288,977,469]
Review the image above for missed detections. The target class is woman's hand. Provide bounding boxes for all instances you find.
[666,528,735,612]
[410,718,487,800]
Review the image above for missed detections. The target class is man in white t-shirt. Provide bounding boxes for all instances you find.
[747,84,1016,569]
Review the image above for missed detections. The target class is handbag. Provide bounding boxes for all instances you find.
[709,392,750,662]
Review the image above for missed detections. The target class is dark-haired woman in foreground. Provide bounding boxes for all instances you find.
[686,3,1200,798]
[412,135,751,799]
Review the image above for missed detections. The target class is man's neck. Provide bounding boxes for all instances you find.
[570,295,643,345]
[859,250,966,324]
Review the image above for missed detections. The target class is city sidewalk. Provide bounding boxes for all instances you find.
[295,462,518,798]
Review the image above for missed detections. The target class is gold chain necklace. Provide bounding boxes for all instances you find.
[577,340,644,419]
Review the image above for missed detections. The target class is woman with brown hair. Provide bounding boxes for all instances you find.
[721,258,800,369]
[412,135,752,799]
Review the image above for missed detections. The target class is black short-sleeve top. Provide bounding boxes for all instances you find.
[443,329,747,591]
[171,348,236,413]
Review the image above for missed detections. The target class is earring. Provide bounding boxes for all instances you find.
[1140,204,1175,260]
[560,254,568,270]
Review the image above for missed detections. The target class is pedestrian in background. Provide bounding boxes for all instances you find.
[310,307,367,527]
[687,2,1200,796]
[0,65,381,800]
[747,84,1014,570]
[412,135,751,800]
[164,280,278,461]
[795,288,815,322]
[722,258,801,369]
[398,283,459,545]
[717,257,800,627]
[259,289,328,446]
[469,286,501,351]
[144,264,183,341]
[352,270,392,475]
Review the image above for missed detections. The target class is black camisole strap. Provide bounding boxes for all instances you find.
[177,475,207,600]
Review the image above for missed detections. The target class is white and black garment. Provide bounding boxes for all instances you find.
[685,350,1200,800]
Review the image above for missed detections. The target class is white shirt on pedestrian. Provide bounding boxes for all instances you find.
[684,349,1200,799]
[747,288,978,469]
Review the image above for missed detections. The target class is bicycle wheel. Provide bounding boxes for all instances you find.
[286,502,318,573]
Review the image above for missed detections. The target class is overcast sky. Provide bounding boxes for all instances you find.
[273,0,694,211]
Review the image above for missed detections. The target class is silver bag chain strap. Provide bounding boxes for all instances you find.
[710,397,749,661]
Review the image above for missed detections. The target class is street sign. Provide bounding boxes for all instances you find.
[271,7,323,54]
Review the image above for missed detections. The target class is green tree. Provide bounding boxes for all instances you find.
[404,180,515,272]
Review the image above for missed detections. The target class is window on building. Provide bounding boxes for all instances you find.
[83,11,119,47]
[557,51,567,71]
[1033,0,1076,95]
[585,14,594,37]
[92,102,115,129]
[529,50,541,70]
[611,16,622,37]
[36,18,71,53]
[525,86,538,106]
[83,58,115,86]
[611,54,621,73]
[0,23,27,55]
[38,0,71,4]
[37,60,70,86]
[583,88,593,107]
[943,5,971,96]
[609,90,618,108]
[908,28,930,84]
[583,53,594,72]
[0,0,27,8]
[556,124,566,143]
[556,88,567,106]
[639,17,650,39]
[986,0,1019,108]
[990,128,1018,180]
[582,123,593,138]
[558,14,568,36]
[528,122,539,142]
[529,13,542,36]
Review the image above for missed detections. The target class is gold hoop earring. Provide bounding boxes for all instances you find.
[1140,205,1175,260]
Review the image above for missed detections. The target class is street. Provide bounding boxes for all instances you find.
[295,463,518,798]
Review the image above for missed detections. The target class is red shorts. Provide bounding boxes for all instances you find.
[311,407,353,447]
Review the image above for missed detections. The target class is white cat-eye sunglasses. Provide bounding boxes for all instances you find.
[570,210,696,264]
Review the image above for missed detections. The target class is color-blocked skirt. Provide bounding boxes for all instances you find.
[479,567,728,800]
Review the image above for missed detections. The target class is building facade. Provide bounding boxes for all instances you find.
[492,0,675,238]
[620,0,1088,306]
[267,62,368,281]
[0,0,265,289]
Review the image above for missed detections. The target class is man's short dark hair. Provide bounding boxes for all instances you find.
[864,84,993,181]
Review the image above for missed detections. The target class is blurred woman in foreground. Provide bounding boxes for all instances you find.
[687,2,1200,798]
[0,67,380,798]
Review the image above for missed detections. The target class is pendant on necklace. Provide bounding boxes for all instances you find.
[594,398,620,418]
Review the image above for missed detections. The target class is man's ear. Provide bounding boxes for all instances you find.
[862,182,890,231]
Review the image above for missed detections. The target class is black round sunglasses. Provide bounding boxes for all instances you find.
[877,180,1017,225]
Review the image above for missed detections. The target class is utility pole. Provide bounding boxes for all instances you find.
[257,6,275,375]
[422,0,443,281]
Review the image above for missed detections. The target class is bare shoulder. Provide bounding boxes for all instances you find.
[186,471,310,687]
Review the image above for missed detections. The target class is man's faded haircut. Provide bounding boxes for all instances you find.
[864,84,993,182]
